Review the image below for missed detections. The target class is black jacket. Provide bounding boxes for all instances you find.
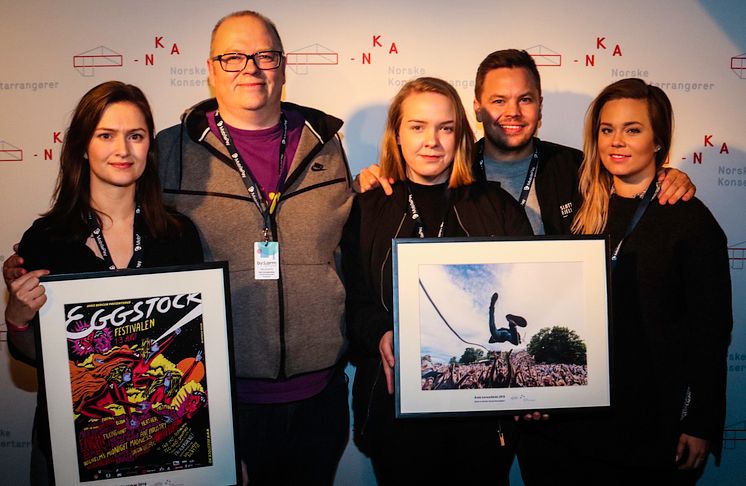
[342,180,532,450]
[8,212,203,366]
[475,138,582,236]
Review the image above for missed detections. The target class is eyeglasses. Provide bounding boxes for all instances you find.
[210,51,283,72]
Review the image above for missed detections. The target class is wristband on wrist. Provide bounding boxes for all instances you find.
[5,319,30,332]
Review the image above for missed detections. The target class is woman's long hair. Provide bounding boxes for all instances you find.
[379,77,474,188]
[571,78,673,234]
[44,81,177,239]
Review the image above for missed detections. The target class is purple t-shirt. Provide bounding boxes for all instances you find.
[208,108,335,404]
[236,368,336,404]
[207,108,304,200]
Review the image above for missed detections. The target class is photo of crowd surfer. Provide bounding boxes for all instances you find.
[417,262,589,390]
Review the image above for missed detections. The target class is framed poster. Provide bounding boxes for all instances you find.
[392,237,611,418]
[36,262,239,486]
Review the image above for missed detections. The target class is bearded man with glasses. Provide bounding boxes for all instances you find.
[156,10,353,485]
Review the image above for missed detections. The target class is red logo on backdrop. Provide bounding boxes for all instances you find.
[0,140,23,162]
[73,46,123,77]
[287,44,339,75]
[731,53,746,79]
[729,241,746,270]
[527,45,562,67]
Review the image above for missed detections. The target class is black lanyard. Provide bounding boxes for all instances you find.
[88,205,143,270]
[478,145,539,207]
[213,110,288,241]
[406,183,450,239]
[610,179,659,271]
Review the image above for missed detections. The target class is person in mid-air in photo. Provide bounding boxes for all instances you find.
[488,292,527,346]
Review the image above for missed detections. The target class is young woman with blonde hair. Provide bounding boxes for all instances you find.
[343,77,532,484]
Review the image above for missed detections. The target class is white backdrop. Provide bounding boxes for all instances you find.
[1,1,744,484]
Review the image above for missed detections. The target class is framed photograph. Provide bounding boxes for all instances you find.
[392,237,611,418]
[36,262,239,486]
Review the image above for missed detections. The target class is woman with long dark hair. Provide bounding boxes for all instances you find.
[4,81,203,484]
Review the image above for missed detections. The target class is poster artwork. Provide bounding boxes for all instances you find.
[64,293,211,481]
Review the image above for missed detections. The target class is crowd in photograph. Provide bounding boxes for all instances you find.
[421,351,587,390]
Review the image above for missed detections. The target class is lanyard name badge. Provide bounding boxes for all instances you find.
[610,179,659,272]
[214,110,287,280]
[88,205,143,270]
[406,184,449,239]
[479,146,539,208]
[517,148,539,207]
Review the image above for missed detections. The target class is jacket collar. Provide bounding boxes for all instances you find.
[179,99,345,184]
[181,98,343,146]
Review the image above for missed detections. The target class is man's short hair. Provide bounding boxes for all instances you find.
[210,10,284,55]
[474,49,541,99]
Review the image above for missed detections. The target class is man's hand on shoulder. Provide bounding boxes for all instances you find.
[657,167,696,205]
[355,164,394,195]
[3,244,25,288]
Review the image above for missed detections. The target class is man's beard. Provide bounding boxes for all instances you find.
[485,131,534,155]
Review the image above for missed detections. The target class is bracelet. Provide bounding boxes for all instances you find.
[5,319,30,332]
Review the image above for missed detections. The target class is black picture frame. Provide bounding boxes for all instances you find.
[392,236,612,418]
[36,262,239,485]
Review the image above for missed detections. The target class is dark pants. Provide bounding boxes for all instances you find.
[238,368,350,486]
[368,417,516,486]
[354,357,515,486]
[30,409,51,486]
[517,427,704,486]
